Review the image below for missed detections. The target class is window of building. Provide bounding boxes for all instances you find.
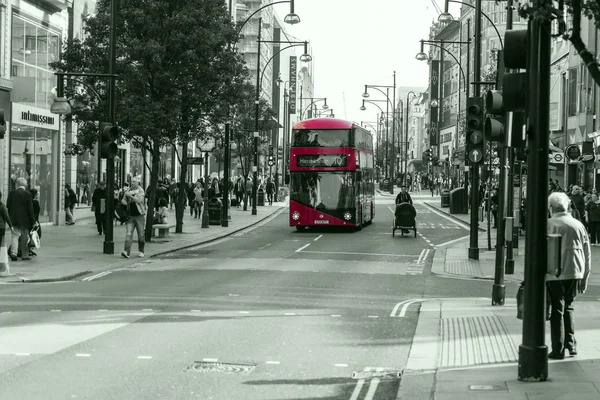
[568,67,578,116]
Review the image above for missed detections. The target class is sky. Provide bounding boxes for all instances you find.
[270,0,462,127]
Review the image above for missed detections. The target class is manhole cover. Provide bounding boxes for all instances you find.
[185,361,257,374]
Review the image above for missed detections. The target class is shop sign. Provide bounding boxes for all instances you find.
[12,103,59,130]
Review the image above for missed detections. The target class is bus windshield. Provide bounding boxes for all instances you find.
[290,172,355,210]
[291,129,351,147]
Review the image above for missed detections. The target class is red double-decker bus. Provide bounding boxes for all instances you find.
[288,117,375,231]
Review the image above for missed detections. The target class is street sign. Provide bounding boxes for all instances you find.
[565,144,581,161]
[198,137,216,152]
[188,156,203,165]
[468,149,483,163]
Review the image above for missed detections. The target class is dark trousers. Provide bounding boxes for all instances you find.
[95,212,106,234]
[589,221,600,244]
[267,192,273,204]
[547,279,578,354]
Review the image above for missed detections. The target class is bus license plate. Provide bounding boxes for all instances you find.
[314,220,330,224]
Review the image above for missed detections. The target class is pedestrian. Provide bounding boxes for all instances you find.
[265,177,275,205]
[585,193,600,245]
[193,180,203,218]
[546,192,591,359]
[66,184,78,224]
[92,181,107,235]
[7,178,36,261]
[120,178,146,259]
[28,188,41,257]
[0,191,15,264]
[235,177,244,208]
[570,186,586,224]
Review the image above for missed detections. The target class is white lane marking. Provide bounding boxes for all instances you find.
[296,244,311,252]
[228,294,240,297]
[365,378,381,400]
[15,353,30,356]
[142,309,153,311]
[367,315,379,318]
[334,363,348,367]
[50,310,61,312]
[266,361,281,365]
[97,309,108,312]
[75,353,91,357]
[331,314,341,317]
[421,203,470,230]
[82,271,112,282]
[191,309,201,312]
[284,312,296,316]
[203,358,219,362]
[390,299,423,317]
[349,379,365,400]
[298,250,415,257]
[398,299,428,317]
[314,234,323,242]
[417,249,426,263]
[258,243,272,250]
[435,234,471,248]
[239,311,250,314]
[137,356,153,359]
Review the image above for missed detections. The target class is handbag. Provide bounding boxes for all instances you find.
[0,235,9,274]
[28,229,41,249]
[516,281,551,320]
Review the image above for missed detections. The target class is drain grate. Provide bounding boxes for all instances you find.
[185,361,257,374]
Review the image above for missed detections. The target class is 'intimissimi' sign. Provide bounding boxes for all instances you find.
[12,103,60,130]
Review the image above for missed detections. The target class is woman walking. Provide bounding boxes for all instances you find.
[120,178,146,258]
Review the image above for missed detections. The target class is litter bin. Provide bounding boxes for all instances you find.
[257,188,265,206]
[381,179,390,192]
[208,197,222,225]
[449,187,467,214]
[440,189,450,208]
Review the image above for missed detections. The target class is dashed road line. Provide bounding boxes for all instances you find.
[334,363,348,367]
[137,356,153,359]
[75,353,91,357]
[265,361,281,365]
[284,312,296,316]
[228,294,239,297]
[202,358,218,362]
[97,309,108,312]
[314,234,323,241]
[238,311,250,314]
[258,243,272,250]
[367,315,379,318]
[15,353,30,356]
[331,314,341,317]
[50,310,61,312]
[295,243,311,252]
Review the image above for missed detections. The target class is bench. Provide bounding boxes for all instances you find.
[152,223,176,238]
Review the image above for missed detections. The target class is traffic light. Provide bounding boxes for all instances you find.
[268,155,275,166]
[268,144,274,156]
[484,32,528,148]
[422,148,432,162]
[466,97,484,165]
[0,109,5,139]
[99,122,120,159]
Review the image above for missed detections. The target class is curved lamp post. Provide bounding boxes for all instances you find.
[300,97,329,119]
[439,0,503,48]
[252,17,311,215]
[236,0,300,35]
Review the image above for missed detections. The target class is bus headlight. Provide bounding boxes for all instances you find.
[343,212,352,221]
[292,211,300,220]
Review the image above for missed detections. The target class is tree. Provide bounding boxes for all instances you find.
[51,0,246,241]
[518,0,600,86]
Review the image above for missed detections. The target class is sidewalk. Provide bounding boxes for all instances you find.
[1,202,287,283]
[397,297,600,399]
[431,229,525,284]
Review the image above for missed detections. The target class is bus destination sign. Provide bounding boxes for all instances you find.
[297,154,347,168]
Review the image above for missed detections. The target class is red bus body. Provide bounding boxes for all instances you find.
[288,118,375,230]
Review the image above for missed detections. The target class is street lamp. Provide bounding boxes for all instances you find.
[415,51,428,61]
[363,75,397,194]
[50,97,72,115]
[253,17,311,216]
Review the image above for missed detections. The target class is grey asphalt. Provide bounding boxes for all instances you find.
[0,195,493,400]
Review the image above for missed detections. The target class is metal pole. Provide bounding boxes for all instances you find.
[504,0,517,275]
[252,17,262,216]
[390,72,396,194]
[463,19,471,210]
[468,0,482,260]
[202,152,210,228]
[222,122,230,227]
[405,95,411,185]
[518,15,550,382]
[282,91,288,186]
[385,89,389,180]
[103,0,117,255]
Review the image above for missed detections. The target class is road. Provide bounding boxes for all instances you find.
[0,194,516,399]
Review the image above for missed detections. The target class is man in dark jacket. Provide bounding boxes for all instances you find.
[7,177,35,261]
[570,185,586,224]
[265,177,275,205]
[395,185,413,205]
[92,181,107,234]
